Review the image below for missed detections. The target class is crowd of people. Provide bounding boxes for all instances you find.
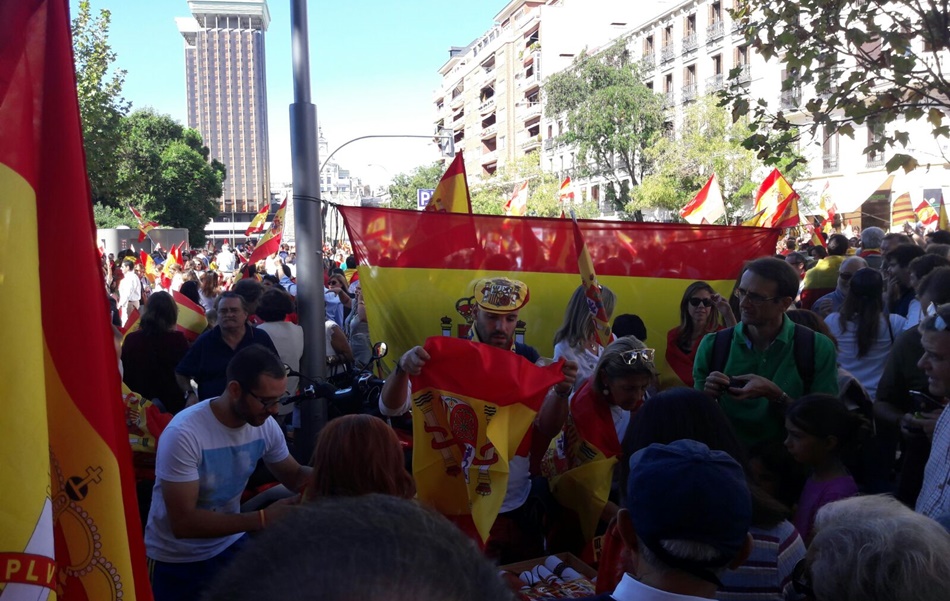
[105,225,950,601]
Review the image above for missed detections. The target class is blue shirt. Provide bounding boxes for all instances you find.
[176,325,278,400]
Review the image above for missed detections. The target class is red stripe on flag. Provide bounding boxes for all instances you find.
[339,206,777,280]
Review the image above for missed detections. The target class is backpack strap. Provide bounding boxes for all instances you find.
[792,324,816,394]
[710,327,735,375]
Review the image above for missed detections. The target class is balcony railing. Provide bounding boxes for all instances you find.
[731,19,743,33]
[481,149,497,163]
[481,124,497,138]
[661,44,675,63]
[682,83,698,102]
[520,70,539,87]
[543,137,555,151]
[706,73,725,93]
[478,97,496,113]
[779,87,801,110]
[706,20,724,42]
[822,154,839,173]
[734,64,751,84]
[866,154,885,168]
[521,102,542,119]
[521,136,541,150]
[640,55,656,73]
[682,33,698,52]
[663,91,675,107]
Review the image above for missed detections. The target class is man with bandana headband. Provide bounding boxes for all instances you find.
[380,276,578,562]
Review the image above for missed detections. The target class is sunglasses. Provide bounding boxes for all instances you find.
[734,288,780,305]
[688,297,713,307]
[620,348,656,364]
[245,389,289,409]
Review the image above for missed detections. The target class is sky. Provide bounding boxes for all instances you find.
[70,0,506,190]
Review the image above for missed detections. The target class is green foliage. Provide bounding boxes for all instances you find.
[721,0,950,172]
[110,109,224,246]
[544,40,666,203]
[629,96,764,221]
[387,162,445,210]
[469,154,599,218]
[92,202,128,229]
[72,0,130,205]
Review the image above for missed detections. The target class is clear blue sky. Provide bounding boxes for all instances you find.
[70,0,505,188]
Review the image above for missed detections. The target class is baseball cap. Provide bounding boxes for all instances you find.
[472,277,529,313]
[626,440,752,582]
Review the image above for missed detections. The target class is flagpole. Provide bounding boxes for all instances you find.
[289,0,327,463]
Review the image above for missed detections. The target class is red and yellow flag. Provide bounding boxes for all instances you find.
[172,290,208,342]
[891,192,916,227]
[541,380,623,541]
[558,176,575,205]
[503,180,529,217]
[139,250,159,284]
[129,206,159,243]
[410,337,565,543]
[424,151,472,214]
[818,181,836,234]
[245,203,270,236]
[338,206,779,390]
[916,200,939,226]
[752,168,800,228]
[246,197,287,265]
[680,174,725,225]
[0,1,151,598]
[572,215,611,347]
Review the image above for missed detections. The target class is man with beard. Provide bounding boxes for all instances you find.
[146,345,310,601]
[380,276,578,562]
[694,258,838,447]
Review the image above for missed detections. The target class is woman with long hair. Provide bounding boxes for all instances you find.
[665,281,736,386]
[121,291,190,413]
[304,414,415,501]
[553,284,617,386]
[824,268,906,400]
[198,270,220,313]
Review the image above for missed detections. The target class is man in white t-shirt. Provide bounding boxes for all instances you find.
[145,344,311,601]
[117,258,142,326]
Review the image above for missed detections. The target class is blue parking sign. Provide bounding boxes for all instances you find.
[417,188,435,209]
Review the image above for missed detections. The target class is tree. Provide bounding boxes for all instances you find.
[387,162,445,210]
[470,153,599,218]
[630,96,765,221]
[109,110,224,246]
[722,0,950,173]
[544,40,666,213]
[72,0,130,205]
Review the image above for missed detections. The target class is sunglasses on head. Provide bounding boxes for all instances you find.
[688,297,713,307]
[619,348,656,364]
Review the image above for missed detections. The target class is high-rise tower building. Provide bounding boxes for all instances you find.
[176,0,271,220]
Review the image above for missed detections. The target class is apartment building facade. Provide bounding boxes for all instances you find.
[445,0,949,224]
[176,0,272,226]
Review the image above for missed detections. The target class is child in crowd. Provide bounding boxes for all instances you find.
[785,394,863,541]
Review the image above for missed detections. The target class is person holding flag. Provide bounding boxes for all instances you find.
[379,276,578,562]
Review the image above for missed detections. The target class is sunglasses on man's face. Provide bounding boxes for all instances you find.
[688,297,713,308]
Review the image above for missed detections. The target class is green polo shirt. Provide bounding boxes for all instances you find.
[693,315,838,446]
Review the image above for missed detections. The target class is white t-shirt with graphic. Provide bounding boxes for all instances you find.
[145,400,288,563]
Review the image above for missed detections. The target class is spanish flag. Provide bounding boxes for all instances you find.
[752,168,800,228]
[0,1,151,598]
[542,379,623,541]
[246,197,287,265]
[916,200,939,226]
[572,215,611,347]
[424,151,472,214]
[338,206,779,390]
[680,174,725,225]
[129,205,159,243]
[139,250,159,284]
[172,289,208,342]
[559,176,575,204]
[245,203,270,236]
[410,337,565,543]
[503,180,529,217]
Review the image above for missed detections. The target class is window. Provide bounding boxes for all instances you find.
[664,73,674,93]
[713,54,723,75]
[735,45,749,65]
[823,125,839,172]
[866,119,885,167]
[711,1,722,22]
[644,35,654,55]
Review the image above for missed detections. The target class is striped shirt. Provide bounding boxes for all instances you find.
[717,520,805,601]
[916,409,950,519]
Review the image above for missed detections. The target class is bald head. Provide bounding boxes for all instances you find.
[837,256,868,294]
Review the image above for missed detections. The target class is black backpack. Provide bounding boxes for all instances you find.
[710,324,816,394]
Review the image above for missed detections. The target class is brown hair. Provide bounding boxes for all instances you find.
[305,414,415,501]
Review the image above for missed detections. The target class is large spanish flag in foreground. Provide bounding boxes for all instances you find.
[411,337,565,543]
[339,207,779,389]
[0,1,151,599]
